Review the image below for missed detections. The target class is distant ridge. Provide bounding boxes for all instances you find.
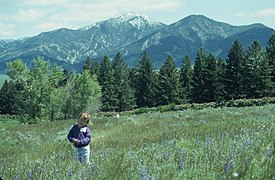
[0,13,274,72]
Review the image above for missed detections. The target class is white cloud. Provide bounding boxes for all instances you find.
[106,0,184,12]
[43,0,185,28]
[236,8,275,18]
[7,0,186,27]
[235,12,246,17]
[21,0,68,6]
[35,22,63,31]
[0,22,15,38]
[1,0,187,38]
[13,9,44,22]
[253,8,275,17]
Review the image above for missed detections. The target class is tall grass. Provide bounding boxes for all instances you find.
[0,105,274,179]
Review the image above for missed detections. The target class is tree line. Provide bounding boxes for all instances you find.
[91,35,275,110]
[0,34,274,121]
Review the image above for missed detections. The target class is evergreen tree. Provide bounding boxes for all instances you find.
[157,55,180,105]
[98,55,117,111]
[215,58,226,102]
[83,56,91,72]
[191,48,207,103]
[58,69,73,87]
[179,55,193,103]
[112,52,135,111]
[241,45,254,98]
[128,67,138,91]
[135,52,157,107]
[90,60,100,77]
[0,81,15,114]
[204,53,218,102]
[224,40,244,100]
[246,41,271,98]
[266,34,275,95]
[243,41,266,98]
[256,53,272,97]
[14,81,27,114]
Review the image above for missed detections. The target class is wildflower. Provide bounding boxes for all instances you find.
[233,172,238,177]
[218,147,222,157]
[163,139,167,147]
[267,149,272,158]
[195,139,200,146]
[80,169,85,180]
[88,165,93,178]
[246,138,253,146]
[224,160,231,175]
[178,157,184,171]
[26,170,32,180]
[140,160,147,180]
[14,175,19,180]
[163,151,168,160]
[69,167,73,179]
[173,139,177,147]
[244,155,249,167]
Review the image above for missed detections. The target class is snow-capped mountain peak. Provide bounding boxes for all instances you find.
[115,12,153,23]
[111,12,163,29]
[79,12,163,31]
[0,13,273,72]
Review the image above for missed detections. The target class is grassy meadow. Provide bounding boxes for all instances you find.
[0,105,274,179]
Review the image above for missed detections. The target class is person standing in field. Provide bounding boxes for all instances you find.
[67,112,92,164]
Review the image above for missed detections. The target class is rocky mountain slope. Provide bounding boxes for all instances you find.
[117,15,274,67]
[0,13,274,72]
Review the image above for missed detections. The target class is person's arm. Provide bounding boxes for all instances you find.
[67,125,76,143]
[78,127,91,146]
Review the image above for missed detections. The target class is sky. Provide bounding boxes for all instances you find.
[0,0,274,39]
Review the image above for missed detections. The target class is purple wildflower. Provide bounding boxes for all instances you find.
[224,160,232,175]
[219,147,223,157]
[173,139,177,147]
[178,157,184,171]
[163,139,167,147]
[14,175,20,180]
[26,170,32,180]
[69,167,73,179]
[163,150,168,160]
[140,159,147,180]
[244,155,249,167]
[267,148,272,158]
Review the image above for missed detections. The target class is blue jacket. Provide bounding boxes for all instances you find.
[67,124,92,148]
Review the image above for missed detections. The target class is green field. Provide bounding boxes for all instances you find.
[0,105,274,179]
[0,74,10,87]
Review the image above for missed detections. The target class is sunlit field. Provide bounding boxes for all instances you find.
[0,105,274,179]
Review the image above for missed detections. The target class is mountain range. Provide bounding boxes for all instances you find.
[0,12,274,72]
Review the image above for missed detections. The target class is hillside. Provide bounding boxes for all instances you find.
[118,15,274,67]
[0,13,274,71]
[0,105,274,179]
